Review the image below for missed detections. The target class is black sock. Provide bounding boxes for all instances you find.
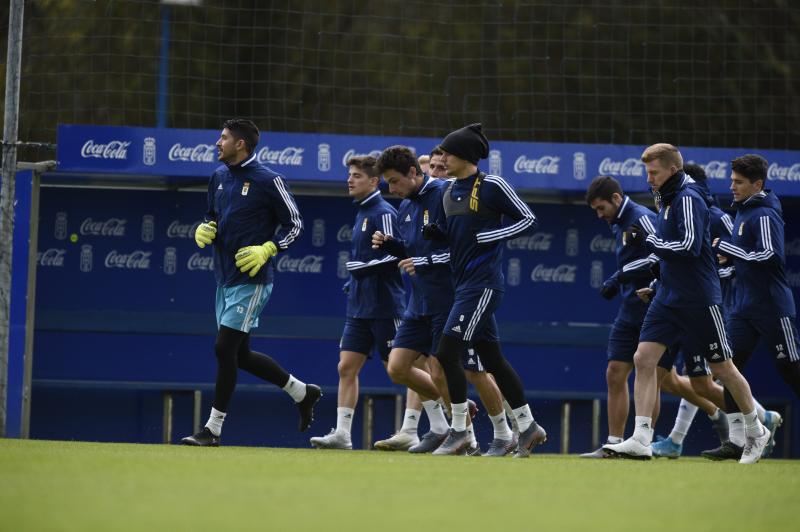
[473,340,526,408]
[435,334,469,404]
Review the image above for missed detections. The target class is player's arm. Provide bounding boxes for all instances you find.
[475,175,537,244]
[195,173,219,249]
[372,230,407,258]
[714,214,782,264]
[347,212,400,277]
[235,176,304,277]
[645,195,703,258]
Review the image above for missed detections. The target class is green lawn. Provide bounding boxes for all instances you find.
[1,439,797,532]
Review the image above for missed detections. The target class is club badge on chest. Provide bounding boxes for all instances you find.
[423,209,429,225]
[362,218,368,232]
[242,181,250,196]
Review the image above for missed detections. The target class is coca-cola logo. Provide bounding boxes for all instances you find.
[530,263,577,283]
[104,250,151,269]
[256,146,304,166]
[276,254,324,273]
[167,220,203,239]
[598,157,645,177]
[342,149,382,167]
[187,252,214,271]
[337,224,353,242]
[767,163,800,181]
[786,269,800,288]
[701,160,728,180]
[786,238,800,256]
[590,234,615,253]
[37,248,66,267]
[506,233,553,251]
[168,143,217,163]
[513,155,560,175]
[80,140,130,160]
[80,217,127,237]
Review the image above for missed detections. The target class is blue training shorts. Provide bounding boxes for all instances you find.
[443,287,502,343]
[215,283,273,334]
[639,298,732,364]
[658,344,711,377]
[728,315,800,362]
[393,313,488,372]
[340,317,399,362]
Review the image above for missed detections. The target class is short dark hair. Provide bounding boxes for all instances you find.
[429,147,444,158]
[731,154,768,184]
[376,145,422,176]
[222,118,259,153]
[585,175,623,204]
[683,163,708,182]
[346,155,379,178]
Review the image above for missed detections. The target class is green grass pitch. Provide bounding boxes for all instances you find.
[1,439,798,532]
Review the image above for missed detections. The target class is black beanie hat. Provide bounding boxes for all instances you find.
[439,123,490,165]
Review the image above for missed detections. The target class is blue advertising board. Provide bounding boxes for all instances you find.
[56,124,800,196]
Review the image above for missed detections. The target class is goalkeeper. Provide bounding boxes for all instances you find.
[181,118,321,446]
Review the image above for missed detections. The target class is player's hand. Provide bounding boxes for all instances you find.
[194,221,217,249]
[234,241,278,277]
[422,223,447,242]
[636,287,654,303]
[372,230,392,249]
[398,257,416,276]
[622,225,644,247]
[712,238,729,264]
[599,280,619,300]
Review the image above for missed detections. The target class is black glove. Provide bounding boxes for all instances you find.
[599,280,620,300]
[622,225,644,247]
[422,223,447,242]
[649,260,661,280]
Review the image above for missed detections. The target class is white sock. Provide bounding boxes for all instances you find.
[754,400,766,423]
[607,435,623,444]
[336,407,355,436]
[503,400,519,432]
[490,412,513,440]
[400,408,421,434]
[422,399,450,434]
[669,399,698,445]
[512,404,534,433]
[708,408,722,421]
[282,375,307,402]
[632,416,653,445]
[728,412,746,447]
[466,425,477,445]
[451,401,469,432]
[743,409,765,439]
[205,407,226,437]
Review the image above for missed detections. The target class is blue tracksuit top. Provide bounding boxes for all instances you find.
[644,172,721,308]
[206,153,303,287]
[691,179,737,312]
[381,176,454,318]
[443,172,537,291]
[714,190,796,319]
[604,196,657,325]
[345,190,405,319]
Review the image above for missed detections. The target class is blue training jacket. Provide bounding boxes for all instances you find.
[442,172,537,292]
[603,196,657,325]
[644,172,721,308]
[206,153,303,287]
[714,190,796,319]
[345,190,405,319]
[381,176,454,318]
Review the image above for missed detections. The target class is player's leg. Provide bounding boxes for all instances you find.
[466,367,515,456]
[310,317,371,449]
[581,319,635,458]
[700,306,768,464]
[182,284,264,446]
[236,335,321,431]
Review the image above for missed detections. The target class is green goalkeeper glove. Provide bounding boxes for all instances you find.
[194,221,217,249]
[235,241,278,277]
